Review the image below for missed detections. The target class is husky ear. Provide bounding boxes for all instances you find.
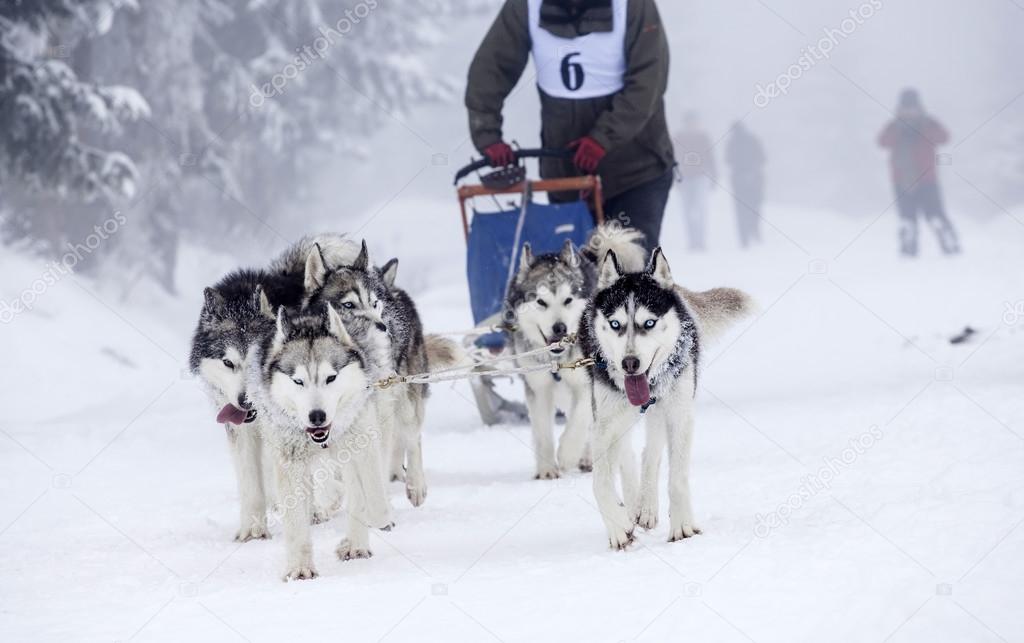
[255,285,275,319]
[559,238,577,265]
[326,302,355,348]
[305,243,328,292]
[598,250,623,289]
[517,243,534,280]
[647,247,673,287]
[380,258,398,289]
[271,305,290,355]
[351,240,369,272]
[203,287,225,315]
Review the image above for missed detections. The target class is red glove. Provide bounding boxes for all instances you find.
[482,141,515,167]
[568,136,606,174]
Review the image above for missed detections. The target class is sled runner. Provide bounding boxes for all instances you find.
[453,149,605,425]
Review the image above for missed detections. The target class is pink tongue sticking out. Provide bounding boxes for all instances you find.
[216,404,249,425]
[624,374,651,407]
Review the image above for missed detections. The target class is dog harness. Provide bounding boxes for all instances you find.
[527,0,627,100]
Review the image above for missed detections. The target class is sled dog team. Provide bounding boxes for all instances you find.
[190,226,752,580]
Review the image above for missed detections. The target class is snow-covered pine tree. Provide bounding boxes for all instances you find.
[0,1,147,223]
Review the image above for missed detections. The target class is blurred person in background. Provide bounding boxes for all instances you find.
[878,88,960,257]
[465,0,674,251]
[674,110,717,251]
[725,121,766,249]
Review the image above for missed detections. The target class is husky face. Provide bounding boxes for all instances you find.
[190,280,277,425]
[303,240,392,370]
[588,248,696,406]
[264,303,369,447]
[508,240,592,355]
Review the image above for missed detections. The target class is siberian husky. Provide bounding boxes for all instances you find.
[579,247,752,549]
[189,235,358,541]
[504,224,646,479]
[303,240,462,508]
[249,301,393,580]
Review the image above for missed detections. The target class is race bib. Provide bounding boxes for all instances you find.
[528,0,627,100]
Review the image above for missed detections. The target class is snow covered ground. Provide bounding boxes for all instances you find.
[2,189,1023,642]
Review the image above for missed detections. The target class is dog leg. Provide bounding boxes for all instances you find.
[667,396,701,541]
[556,385,591,473]
[311,453,343,525]
[524,376,558,479]
[380,393,405,482]
[350,425,393,529]
[229,426,269,542]
[401,391,427,507]
[404,432,427,507]
[591,416,633,549]
[275,456,317,580]
[336,463,373,561]
[619,438,640,524]
[636,415,665,530]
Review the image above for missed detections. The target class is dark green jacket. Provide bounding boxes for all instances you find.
[465,0,674,199]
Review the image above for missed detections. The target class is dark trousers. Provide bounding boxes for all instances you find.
[602,168,674,253]
[895,181,960,256]
[732,177,764,249]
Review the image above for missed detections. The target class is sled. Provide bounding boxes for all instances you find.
[453,149,604,425]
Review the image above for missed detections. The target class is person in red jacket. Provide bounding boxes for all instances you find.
[878,89,960,256]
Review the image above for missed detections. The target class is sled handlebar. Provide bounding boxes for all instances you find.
[453,148,573,185]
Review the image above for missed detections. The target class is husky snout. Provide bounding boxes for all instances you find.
[308,409,327,427]
[621,355,641,374]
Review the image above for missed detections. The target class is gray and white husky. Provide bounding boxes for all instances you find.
[189,235,359,541]
[303,240,461,507]
[249,301,393,580]
[579,247,753,549]
[505,224,646,479]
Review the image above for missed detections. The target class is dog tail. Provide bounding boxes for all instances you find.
[270,234,361,276]
[677,286,756,343]
[423,334,468,372]
[583,224,647,273]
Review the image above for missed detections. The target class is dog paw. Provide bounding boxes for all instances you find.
[406,483,427,508]
[578,457,593,473]
[608,527,636,551]
[234,524,270,542]
[283,564,318,581]
[668,523,703,542]
[634,504,658,530]
[310,511,332,526]
[534,466,560,480]
[336,539,373,561]
[379,521,396,532]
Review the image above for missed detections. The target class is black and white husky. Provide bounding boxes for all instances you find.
[505,224,646,479]
[189,236,359,541]
[579,248,753,549]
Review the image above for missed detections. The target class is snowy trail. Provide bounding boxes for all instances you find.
[2,197,1023,642]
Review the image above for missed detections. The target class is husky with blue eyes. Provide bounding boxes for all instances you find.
[505,224,646,480]
[579,248,753,549]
